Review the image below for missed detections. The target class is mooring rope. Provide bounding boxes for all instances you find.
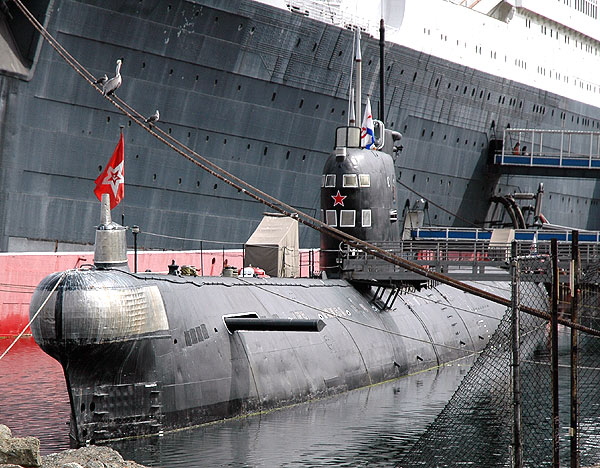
[0,270,68,361]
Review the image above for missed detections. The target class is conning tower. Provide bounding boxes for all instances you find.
[320,125,401,276]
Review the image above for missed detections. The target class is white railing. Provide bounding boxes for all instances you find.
[495,128,600,169]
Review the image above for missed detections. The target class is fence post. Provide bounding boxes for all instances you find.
[511,242,523,468]
[551,238,560,468]
[570,230,580,468]
[200,240,204,275]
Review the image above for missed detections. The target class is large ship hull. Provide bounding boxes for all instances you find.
[2,0,600,256]
[4,0,600,338]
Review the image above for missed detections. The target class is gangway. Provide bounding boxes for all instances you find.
[493,128,600,171]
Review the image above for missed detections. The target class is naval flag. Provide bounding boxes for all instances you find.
[360,97,375,149]
[94,133,124,209]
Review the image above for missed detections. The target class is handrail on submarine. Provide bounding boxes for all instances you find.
[337,237,600,280]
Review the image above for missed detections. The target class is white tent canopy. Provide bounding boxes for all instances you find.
[244,213,299,278]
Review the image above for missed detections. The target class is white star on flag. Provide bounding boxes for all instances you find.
[101,161,124,198]
[94,133,125,209]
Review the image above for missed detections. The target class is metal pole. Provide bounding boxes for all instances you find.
[551,238,560,468]
[200,240,204,276]
[132,225,139,273]
[570,231,580,468]
[379,18,385,122]
[354,28,362,129]
[511,242,523,468]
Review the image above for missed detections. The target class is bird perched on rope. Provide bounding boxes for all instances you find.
[102,58,123,96]
[145,109,159,127]
[94,74,108,87]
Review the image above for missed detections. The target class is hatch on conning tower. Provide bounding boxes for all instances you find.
[244,213,299,278]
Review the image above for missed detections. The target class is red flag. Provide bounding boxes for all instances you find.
[94,133,124,209]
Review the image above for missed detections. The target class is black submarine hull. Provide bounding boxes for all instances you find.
[30,268,515,443]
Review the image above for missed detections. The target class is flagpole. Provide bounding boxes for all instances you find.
[119,125,124,225]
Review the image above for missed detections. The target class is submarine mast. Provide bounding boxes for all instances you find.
[319,28,401,277]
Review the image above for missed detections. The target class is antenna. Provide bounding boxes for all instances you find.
[379,17,385,123]
[349,88,356,126]
[354,28,362,127]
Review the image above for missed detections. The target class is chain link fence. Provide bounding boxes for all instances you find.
[398,237,600,467]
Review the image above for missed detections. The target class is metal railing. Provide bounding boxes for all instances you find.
[495,128,600,169]
[338,238,600,282]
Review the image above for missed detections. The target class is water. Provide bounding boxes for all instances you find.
[0,336,473,467]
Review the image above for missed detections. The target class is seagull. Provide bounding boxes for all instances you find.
[94,74,108,86]
[102,58,123,96]
[145,109,159,126]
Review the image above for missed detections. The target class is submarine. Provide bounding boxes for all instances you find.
[29,121,510,444]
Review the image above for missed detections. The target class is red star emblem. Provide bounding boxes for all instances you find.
[332,190,346,207]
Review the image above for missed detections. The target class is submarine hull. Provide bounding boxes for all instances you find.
[30,268,512,443]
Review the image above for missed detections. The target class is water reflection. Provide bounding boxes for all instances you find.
[0,337,473,466]
[112,359,473,467]
[0,337,70,455]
